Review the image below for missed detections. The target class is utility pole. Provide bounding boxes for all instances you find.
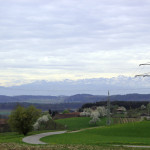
[106,90,111,126]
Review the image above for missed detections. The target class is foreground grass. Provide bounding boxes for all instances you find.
[41,121,150,146]
[0,130,61,143]
[1,117,150,148]
[55,117,107,131]
[0,143,147,150]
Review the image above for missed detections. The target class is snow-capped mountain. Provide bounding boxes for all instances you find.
[0,76,150,96]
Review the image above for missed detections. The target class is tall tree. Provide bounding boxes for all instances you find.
[8,105,41,135]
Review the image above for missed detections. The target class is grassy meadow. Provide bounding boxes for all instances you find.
[1,116,150,149]
[0,130,63,144]
[55,117,107,131]
[41,121,150,146]
[0,117,106,143]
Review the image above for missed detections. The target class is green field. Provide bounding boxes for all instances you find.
[1,118,150,149]
[0,130,62,143]
[55,117,107,131]
[41,121,150,146]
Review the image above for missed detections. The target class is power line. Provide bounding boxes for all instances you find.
[139,62,150,66]
[135,62,150,77]
[135,74,150,77]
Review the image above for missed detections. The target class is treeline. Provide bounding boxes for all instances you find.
[81,101,150,110]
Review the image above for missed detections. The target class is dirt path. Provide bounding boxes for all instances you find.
[22,131,66,144]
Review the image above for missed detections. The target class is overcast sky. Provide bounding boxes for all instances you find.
[0,0,150,86]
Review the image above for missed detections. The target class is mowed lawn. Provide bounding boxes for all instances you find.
[55,117,107,131]
[41,121,150,145]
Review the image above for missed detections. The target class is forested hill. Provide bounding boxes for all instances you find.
[0,93,150,104]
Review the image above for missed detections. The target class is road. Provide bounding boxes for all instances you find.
[22,131,66,144]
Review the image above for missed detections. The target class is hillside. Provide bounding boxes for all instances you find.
[1,93,150,104]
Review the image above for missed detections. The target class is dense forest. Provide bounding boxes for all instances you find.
[81,101,150,110]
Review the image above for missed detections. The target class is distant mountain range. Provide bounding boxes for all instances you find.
[1,76,150,96]
[1,93,150,104]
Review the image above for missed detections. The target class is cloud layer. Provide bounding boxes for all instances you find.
[0,0,150,86]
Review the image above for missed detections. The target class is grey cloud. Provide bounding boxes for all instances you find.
[0,0,150,85]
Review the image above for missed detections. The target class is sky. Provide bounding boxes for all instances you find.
[0,0,150,87]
